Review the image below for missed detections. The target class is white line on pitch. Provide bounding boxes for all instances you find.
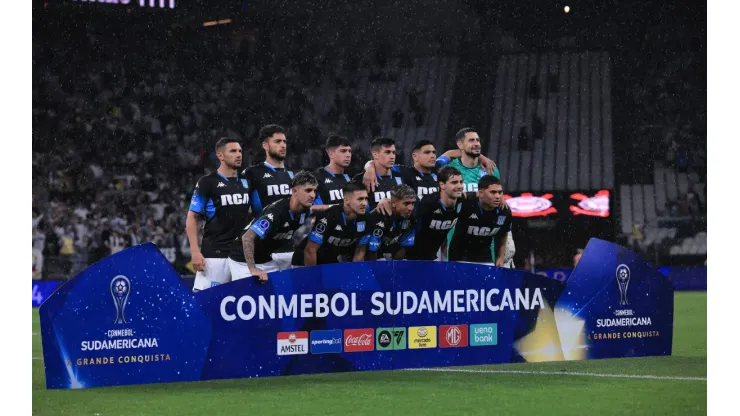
[32,333,38,336]
[32,357,43,360]
[404,368,706,381]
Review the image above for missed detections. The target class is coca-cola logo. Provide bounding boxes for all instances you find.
[345,334,372,346]
[343,329,374,352]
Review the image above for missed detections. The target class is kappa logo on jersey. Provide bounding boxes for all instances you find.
[324,178,332,184]
[266,214,274,220]
[220,193,250,206]
[467,226,501,237]
[277,331,308,355]
[217,182,226,188]
[469,213,479,220]
[267,184,291,196]
[329,189,343,201]
[439,325,469,348]
[263,173,272,178]
[429,219,457,230]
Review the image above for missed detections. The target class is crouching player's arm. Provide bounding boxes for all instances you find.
[242,229,269,283]
[303,220,326,266]
[355,230,381,261]
[393,229,416,260]
[494,231,508,267]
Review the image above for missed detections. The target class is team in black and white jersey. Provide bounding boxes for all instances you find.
[186,124,512,291]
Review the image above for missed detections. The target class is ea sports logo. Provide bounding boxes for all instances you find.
[445,327,462,346]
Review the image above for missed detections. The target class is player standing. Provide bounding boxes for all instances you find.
[448,175,512,267]
[352,137,404,211]
[292,183,369,266]
[354,184,417,261]
[437,127,516,268]
[405,166,465,261]
[313,135,354,210]
[362,139,497,199]
[186,138,250,292]
[228,171,318,283]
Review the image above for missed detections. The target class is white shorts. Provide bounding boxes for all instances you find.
[228,252,295,281]
[192,258,232,292]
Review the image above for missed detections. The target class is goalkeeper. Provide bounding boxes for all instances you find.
[436,127,516,268]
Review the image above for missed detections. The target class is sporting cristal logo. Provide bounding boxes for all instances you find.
[616,264,630,306]
[110,275,131,324]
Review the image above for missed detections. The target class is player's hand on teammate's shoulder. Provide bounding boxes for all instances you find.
[479,155,496,175]
[363,162,379,192]
[373,198,393,216]
[191,251,206,271]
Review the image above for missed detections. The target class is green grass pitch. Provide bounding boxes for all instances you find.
[32,292,706,415]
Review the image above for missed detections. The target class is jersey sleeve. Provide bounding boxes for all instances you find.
[243,167,264,215]
[435,155,451,168]
[189,178,209,215]
[248,206,280,240]
[358,214,385,252]
[399,228,416,247]
[308,212,330,245]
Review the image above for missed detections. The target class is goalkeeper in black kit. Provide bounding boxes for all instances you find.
[448,175,513,267]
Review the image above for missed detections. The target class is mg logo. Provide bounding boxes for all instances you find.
[221,193,249,206]
[446,327,462,346]
[267,184,291,196]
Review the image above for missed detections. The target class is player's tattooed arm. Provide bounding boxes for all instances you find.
[242,229,269,283]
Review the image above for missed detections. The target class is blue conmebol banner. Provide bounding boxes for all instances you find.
[33,281,62,307]
[39,238,674,389]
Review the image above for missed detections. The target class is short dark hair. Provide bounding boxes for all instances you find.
[478,175,502,191]
[291,171,318,188]
[259,124,287,143]
[215,138,239,153]
[371,137,396,152]
[342,182,367,196]
[455,127,477,142]
[412,140,435,153]
[390,184,416,201]
[437,166,463,184]
[325,135,352,151]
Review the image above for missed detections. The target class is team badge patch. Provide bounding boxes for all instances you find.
[497,216,506,225]
[240,179,249,189]
[357,222,366,232]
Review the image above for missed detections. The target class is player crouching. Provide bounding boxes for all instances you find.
[448,175,512,267]
[228,171,318,283]
[354,184,417,261]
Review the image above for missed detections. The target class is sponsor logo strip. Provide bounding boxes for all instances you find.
[469,324,497,346]
[439,325,469,348]
[408,326,437,349]
[310,330,343,354]
[344,328,374,352]
[277,331,308,355]
[375,327,407,350]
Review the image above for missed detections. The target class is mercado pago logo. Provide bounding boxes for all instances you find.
[219,288,545,322]
[590,265,659,341]
[74,276,170,367]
